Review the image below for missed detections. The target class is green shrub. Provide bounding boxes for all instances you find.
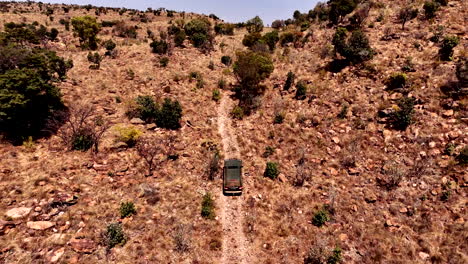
[127,95,158,123]
[71,16,101,50]
[327,247,343,264]
[312,209,330,227]
[231,106,244,119]
[214,23,235,35]
[274,113,284,124]
[101,20,117,27]
[295,81,307,100]
[150,40,168,54]
[423,1,439,19]
[242,32,261,48]
[201,193,215,219]
[284,71,295,91]
[156,98,182,130]
[245,16,263,33]
[389,97,415,130]
[332,27,374,64]
[456,146,468,165]
[221,55,232,66]
[71,129,95,151]
[184,18,212,48]
[263,146,275,158]
[87,52,102,69]
[174,30,186,47]
[212,89,221,102]
[439,36,459,61]
[116,126,142,147]
[280,32,295,46]
[120,201,136,218]
[160,57,169,67]
[261,30,279,51]
[49,28,58,41]
[264,162,279,179]
[337,103,349,119]
[329,0,358,24]
[218,78,227,89]
[386,73,407,89]
[103,223,127,248]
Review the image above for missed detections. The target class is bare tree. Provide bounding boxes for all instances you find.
[48,104,109,152]
[398,7,418,30]
[136,135,176,176]
[207,151,220,181]
[136,136,164,176]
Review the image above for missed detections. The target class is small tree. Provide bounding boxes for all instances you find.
[332,28,374,64]
[389,97,415,130]
[87,52,102,69]
[150,40,168,54]
[184,18,213,49]
[456,57,468,88]
[71,16,101,50]
[153,98,182,130]
[245,16,264,33]
[120,201,136,218]
[329,0,358,24]
[398,7,418,30]
[264,162,279,180]
[271,20,285,29]
[439,36,459,61]
[386,73,408,90]
[102,223,127,249]
[423,1,439,19]
[136,136,165,176]
[284,71,295,91]
[261,30,279,52]
[54,104,109,152]
[201,193,215,219]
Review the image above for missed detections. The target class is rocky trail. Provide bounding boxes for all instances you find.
[217,92,249,264]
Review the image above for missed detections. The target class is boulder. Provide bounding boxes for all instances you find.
[27,221,55,230]
[5,207,31,220]
[130,118,145,124]
[69,238,97,253]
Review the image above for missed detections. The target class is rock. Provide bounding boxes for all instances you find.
[51,193,78,207]
[399,207,408,213]
[138,183,155,198]
[365,192,377,203]
[339,233,348,241]
[448,131,459,139]
[47,247,65,263]
[69,238,97,253]
[111,142,128,149]
[130,118,145,124]
[27,221,55,230]
[332,137,340,144]
[278,174,288,183]
[383,130,392,142]
[5,207,31,220]
[146,123,156,130]
[442,109,454,117]
[429,141,436,148]
[418,252,430,260]
[329,167,338,176]
[0,220,16,235]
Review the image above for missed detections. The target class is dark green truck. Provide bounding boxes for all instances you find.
[223,159,243,196]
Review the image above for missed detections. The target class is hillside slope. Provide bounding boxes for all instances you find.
[0,1,466,263]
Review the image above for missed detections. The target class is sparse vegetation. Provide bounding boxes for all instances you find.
[284,71,295,91]
[386,73,407,90]
[102,223,127,249]
[150,39,169,54]
[423,1,439,19]
[388,97,415,130]
[295,81,307,100]
[120,201,136,218]
[71,16,101,50]
[312,208,330,227]
[201,193,215,219]
[264,162,279,180]
[439,36,459,61]
[115,126,142,147]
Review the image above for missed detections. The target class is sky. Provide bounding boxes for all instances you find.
[21,0,321,25]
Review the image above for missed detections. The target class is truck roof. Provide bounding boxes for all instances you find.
[224,159,242,167]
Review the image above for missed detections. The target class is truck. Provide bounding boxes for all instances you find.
[223,159,243,196]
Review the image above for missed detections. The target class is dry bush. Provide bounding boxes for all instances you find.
[136,135,175,176]
[378,162,406,190]
[173,224,191,253]
[49,104,109,152]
